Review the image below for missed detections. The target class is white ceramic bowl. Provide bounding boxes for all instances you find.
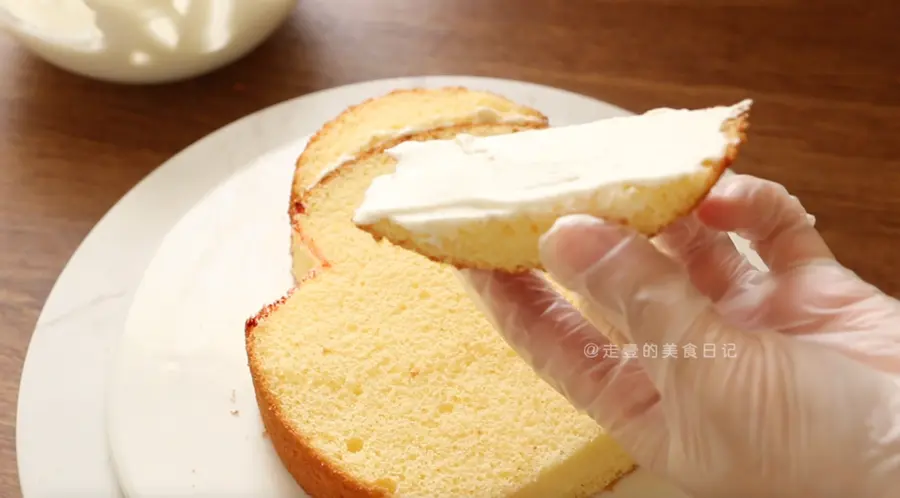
[0,0,298,84]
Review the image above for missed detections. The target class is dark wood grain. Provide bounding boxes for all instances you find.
[1,0,898,495]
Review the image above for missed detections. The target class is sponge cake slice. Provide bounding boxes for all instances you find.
[353,101,750,272]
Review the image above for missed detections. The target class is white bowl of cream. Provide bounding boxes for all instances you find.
[0,0,298,84]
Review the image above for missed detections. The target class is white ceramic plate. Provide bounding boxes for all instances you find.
[18,76,762,498]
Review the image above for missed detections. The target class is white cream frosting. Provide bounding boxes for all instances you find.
[352,100,751,229]
[305,106,545,188]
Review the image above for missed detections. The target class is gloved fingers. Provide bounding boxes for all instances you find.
[697,174,833,273]
[764,263,900,373]
[532,212,778,478]
[457,268,662,432]
[719,260,883,332]
[707,258,900,372]
[539,215,743,387]
[654,211,759,303]
[798,327,900,375]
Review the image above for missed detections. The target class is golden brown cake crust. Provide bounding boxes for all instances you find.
[289,87,546,201]
[246,282,390,498]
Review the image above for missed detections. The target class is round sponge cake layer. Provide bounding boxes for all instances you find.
[247,121,636,496]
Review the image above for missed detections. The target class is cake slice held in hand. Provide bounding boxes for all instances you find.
[353,100,751,272]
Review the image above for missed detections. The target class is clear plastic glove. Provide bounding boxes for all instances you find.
[459,174,900,497]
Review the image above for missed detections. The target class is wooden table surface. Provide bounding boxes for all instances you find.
[1,0,899,495]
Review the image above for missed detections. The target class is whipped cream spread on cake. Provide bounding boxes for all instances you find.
[306,106,546,188]
[352,100,751,229]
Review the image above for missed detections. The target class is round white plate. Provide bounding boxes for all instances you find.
[18,76,761,498]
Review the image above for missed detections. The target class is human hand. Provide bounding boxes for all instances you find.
[459,174,900,497]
